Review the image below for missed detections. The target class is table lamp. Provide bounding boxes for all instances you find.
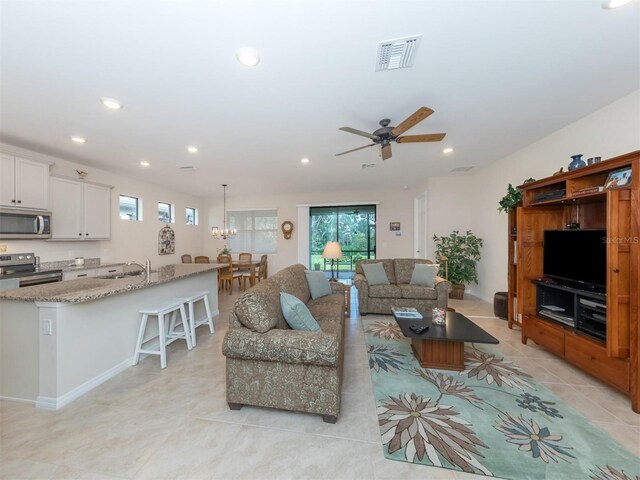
[322,241,343,281]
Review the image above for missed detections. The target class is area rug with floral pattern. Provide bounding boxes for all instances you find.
[363,317,639,480]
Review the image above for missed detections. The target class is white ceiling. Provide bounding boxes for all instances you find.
[1,0,639,198]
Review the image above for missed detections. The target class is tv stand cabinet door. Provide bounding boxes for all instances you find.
[516,208,564,318]
[607,189,631,359]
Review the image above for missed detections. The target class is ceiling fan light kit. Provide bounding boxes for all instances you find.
[336,106,446,160]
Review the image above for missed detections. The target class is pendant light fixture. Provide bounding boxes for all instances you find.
[211,184,237,240]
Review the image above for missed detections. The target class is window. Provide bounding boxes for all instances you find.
[309,205,376,278]
[228,209,278,253]
[120,195,141,221]
[158,202,174,223]
[186,207,198,225]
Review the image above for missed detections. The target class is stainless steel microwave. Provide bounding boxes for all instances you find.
[0,208,51,239]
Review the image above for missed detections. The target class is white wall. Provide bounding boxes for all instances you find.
[1,144,206,266]
[424,89,640,301]
[201,189,422,274]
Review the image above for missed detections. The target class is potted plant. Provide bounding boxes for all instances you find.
[432,230,484,299]
[218,245,231,256]
[498,184,522,213]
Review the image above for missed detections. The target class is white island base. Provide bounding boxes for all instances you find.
[0,268,219,409]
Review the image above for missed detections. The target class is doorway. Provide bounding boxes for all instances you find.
[414,192,427,259]
[309,205,376,279]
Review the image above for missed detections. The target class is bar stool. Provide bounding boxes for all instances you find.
[184,291,214,347]
[132,299,192,369]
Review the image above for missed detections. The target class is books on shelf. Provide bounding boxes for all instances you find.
[392,307,423,319]
[573,186,605,197]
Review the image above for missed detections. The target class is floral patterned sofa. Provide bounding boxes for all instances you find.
[222,264,346,423]
[353,258,451,315]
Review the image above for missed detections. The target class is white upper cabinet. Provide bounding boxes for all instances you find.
[49,176,112,241]
[83,183,111,239]
[0,155,50,210]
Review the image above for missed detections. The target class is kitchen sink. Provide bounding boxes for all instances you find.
[96,270,156,280]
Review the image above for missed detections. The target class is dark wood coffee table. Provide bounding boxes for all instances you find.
[392,310,499,371]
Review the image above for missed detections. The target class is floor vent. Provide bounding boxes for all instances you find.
[376,35,422,71]
[450,166,475,173]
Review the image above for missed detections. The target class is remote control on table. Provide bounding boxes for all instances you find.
[409,323,429,334]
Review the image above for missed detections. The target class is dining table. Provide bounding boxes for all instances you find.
[232,259,263,289]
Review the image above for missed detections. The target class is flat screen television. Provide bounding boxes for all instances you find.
[543,229,607,290]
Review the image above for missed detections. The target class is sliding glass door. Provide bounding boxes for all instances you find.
[309,205,376,279]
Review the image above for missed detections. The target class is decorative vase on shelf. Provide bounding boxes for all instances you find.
[568,154,586,171]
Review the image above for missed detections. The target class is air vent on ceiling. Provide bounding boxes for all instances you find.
[178,165,197,171]
[361,163,377,169]
[450,166,475,173]
[376,34,422,71]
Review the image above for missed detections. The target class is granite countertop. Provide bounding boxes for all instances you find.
[0,264,224,304]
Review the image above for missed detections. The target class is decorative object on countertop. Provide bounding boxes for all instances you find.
[497,184,522,213]
[158,225,175,255]
[74,257,85,266]
[523,177,536,184]
[280,220,294,239]
[567,154,586,171]
[211,184,237,240]
[587,156,602,165]
[553,167,564,175]
[432,230,483,300]
[75,169,88,179]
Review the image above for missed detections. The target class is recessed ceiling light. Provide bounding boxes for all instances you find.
[442,147,454,154]
[602,0,634,8]
[301,157,310,164]
[236,47,260,67]
[140,160,150,167]
[71,136,86,144]
[187,146,198,153]
[101,97,122,110]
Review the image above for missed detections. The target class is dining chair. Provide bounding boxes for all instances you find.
[253,254,268,282]
[236,252,253,290]
[194,256,210,264]
[217,255,242,294]
[238,252,252,263]
[181,254,192,264]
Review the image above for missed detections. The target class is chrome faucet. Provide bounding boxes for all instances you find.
[127,257,151,277]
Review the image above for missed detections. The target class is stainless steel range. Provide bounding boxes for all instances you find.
[0,253,62,290]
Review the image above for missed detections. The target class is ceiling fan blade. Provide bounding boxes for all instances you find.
[391,107,434,137]
[381,144,392,160]
[339,127,380,141]
[335,143,376,156]
[396,133,446,143]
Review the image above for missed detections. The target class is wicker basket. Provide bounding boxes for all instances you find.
[449,284,465,300]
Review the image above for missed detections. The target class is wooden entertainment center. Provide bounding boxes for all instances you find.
[508,150,639,412]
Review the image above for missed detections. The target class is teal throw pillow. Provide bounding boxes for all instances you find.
[280,292,320,331]
[410,263,439,287]
[361,262,390,285]
[305,270,332,300]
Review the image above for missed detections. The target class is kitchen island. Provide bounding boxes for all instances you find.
[0,263,223,409]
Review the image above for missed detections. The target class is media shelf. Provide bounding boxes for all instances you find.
[534,280,607,342]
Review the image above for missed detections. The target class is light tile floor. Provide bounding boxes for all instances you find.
[1,290,638,479]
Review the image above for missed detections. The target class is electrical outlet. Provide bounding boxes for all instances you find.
[0,245,7,253]
[43,319,52,335]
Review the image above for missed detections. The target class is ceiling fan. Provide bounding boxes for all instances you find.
[336,106,446,160]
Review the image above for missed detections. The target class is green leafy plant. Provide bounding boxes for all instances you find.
[498,184,522,213]
[218,245,231,256]
[432,230,484,285]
